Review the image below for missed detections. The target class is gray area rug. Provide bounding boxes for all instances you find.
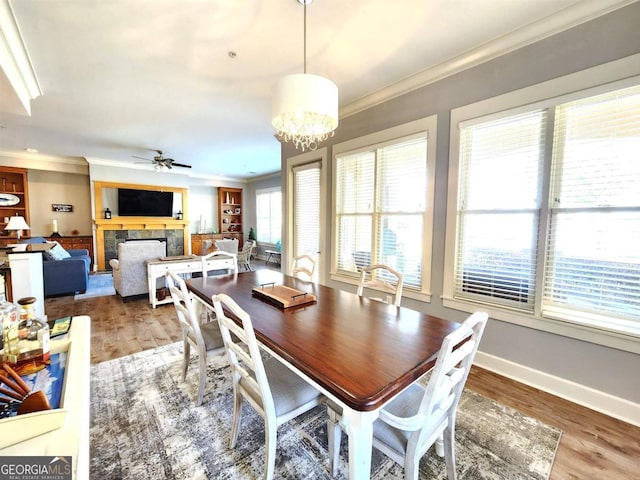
[75,273,115,299]
[90,343,561,479]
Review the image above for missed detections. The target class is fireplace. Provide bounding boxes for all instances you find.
[104,230,184,270]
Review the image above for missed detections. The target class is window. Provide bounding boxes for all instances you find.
[333,117,437,298]
[256,188,281,244]
[451,83,640,337]
[293,161,320,280]
[456,110,546,309]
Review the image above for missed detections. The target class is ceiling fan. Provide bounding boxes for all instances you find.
[133,150,192,171]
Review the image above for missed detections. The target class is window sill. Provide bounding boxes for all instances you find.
[329,272,433,304]
[442,296,640,354]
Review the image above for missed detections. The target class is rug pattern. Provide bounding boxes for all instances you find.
[90,343,561,479]
[74,273,115,300]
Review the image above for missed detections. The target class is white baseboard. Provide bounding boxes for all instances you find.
[474,351,640,427]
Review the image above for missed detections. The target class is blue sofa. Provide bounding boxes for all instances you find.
[21,237,91,297]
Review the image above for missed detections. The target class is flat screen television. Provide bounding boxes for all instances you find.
[118,188,173,217]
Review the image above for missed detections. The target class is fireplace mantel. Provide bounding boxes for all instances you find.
[93,181,190,270]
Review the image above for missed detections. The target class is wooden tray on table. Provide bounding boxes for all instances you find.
[252,283,316,309]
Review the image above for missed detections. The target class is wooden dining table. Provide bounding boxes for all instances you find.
[186,270,459,479]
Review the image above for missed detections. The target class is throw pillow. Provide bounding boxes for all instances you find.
[44,241,71,261]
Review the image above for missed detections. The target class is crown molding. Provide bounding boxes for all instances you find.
[0,0,41,115]
[340,0,638,118]
[0,150,88,174]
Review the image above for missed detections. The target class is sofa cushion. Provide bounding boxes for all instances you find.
[44,241,71,261]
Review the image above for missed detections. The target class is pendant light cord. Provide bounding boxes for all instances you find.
[303,2,307,74]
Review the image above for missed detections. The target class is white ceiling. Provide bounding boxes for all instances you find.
[0,0,633,180]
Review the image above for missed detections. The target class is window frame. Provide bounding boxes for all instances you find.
[443,53,640,354]
[331,116,437,302]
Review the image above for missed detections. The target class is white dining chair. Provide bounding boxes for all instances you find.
[290,254,316,280]
[166,270,226,406]
[211,293,324,480]
[356,264,404,307]
[327,311,488,478]
[201,249,238,277]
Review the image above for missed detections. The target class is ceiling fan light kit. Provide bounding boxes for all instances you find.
[271,0,338,151]
[133,149,192,171]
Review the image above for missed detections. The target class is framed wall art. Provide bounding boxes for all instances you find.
[52,204,73,212]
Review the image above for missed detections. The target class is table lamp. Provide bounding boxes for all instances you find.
[6,215,30,240]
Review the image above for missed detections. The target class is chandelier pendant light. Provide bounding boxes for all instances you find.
[272,0,338,151]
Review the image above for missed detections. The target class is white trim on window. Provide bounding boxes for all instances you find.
[285,148,328,284]
[331,116,437,302]
[444,53,640,354]
[256,187,282,245]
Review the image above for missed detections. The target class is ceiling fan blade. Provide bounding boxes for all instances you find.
[132,155,151,161]
[171,162,192,168]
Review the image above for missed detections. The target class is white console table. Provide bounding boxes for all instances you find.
[146,254,235,308]
[0,315,91,479]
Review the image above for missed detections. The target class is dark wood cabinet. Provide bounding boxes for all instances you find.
[48,235,94,270]
[191,233,243,255]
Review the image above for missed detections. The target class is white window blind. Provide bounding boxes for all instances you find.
[544,86,640,326]
[336,137,427,288]
[293,162,321,264]
[456,110,546,309]
[256,188,281,244]
[454,83,640,333]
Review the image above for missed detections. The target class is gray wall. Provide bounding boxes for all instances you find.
[281,3,640,403]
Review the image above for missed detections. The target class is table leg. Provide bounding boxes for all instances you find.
[148,272,157,308]
[342,408,377,479]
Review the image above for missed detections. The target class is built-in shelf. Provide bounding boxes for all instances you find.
[0,167,29,233]
[218,187,243,236]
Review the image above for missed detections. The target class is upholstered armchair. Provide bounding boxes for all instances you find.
[215,238,238,254]
[109,240,166,300]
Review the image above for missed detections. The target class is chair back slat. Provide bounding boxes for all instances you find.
[413,311,488,451]
[291,254,317,280]
[212,293,275,414]
[357,264,404,306]
[201,250,238,277]
[166,271,205,343]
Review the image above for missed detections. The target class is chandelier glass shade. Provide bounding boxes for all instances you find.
[272,73,338,151]
[271,0,338,151]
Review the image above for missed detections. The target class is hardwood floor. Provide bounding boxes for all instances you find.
[44,268,640,480]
